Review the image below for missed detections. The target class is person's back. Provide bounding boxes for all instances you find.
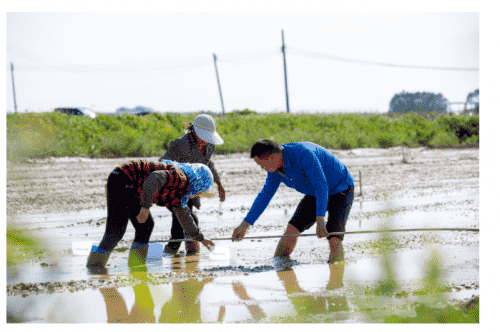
[160,133,215,164]
[281,142,353,193]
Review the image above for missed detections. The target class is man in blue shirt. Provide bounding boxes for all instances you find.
[231,139,355,263]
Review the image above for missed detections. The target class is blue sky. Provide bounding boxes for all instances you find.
[6,7,480,114]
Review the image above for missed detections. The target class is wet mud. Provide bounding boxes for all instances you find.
[7,147,479,322]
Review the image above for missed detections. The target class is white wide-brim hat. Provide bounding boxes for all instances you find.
[192,114,224,145]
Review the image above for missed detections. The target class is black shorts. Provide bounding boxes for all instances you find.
[289,185,354,241]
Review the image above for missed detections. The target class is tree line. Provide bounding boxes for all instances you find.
[389,89,479,114]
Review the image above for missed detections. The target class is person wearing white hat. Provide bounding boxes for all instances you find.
[159,114,225,255]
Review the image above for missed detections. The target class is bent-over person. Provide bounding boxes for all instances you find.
[86,160,215,269]
[231,140,354,264]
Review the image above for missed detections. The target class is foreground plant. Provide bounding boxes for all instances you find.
[7,225,49,267]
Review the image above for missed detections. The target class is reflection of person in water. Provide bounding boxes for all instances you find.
[158,257,266,323]
[97,259,269,323]
[100,285,155,323]
[231,281,267,321]
[277,263,349,317]
[159,257,216,323]
[99,266,155,323]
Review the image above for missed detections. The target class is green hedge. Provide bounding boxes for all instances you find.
[6,111,479,160]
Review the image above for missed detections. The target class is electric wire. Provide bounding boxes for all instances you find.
[7,43,212,75]
[8,43,478,74]
[217,48,281,65]
[287,46,479,72]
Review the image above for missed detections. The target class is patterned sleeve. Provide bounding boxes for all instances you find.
[140,172,167,209]
[205,159,221,184]
[171,206,205,241]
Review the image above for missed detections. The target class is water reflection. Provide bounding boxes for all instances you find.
[96,260,350,323]
[277,263,349,317]
[99,265,155,323]
[230,281,266,321]
[10,258,353,323]
[7,243,478,323]
[159,257,215,323]
[95,257,212,323]
[100,284,155,323]
[159,257,265,323]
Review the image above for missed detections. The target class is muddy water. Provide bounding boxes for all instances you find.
[8,190,478,282]
[7,196,479,323]
[7,244,478,323]
[7,148,480,323]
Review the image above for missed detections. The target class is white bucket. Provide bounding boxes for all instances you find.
[147,243,164,260]
[72,241,94,256]
[209,245,236,264]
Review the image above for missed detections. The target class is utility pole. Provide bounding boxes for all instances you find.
[281,30,290,113]
[10,62,18,113]
[213,53,225,116]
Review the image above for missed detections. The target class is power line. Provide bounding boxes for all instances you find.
[217,48,280,64]
[7,39,478,113]
[7,44,278,73]
[7,43,212,74]
[9,58,212,75]
[97,66,213,98]
[288,46,479,72]
[8,43,478,73]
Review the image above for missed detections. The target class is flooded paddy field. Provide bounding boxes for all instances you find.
[7,147,479,323]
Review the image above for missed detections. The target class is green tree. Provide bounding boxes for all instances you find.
[466,89,479,113]
[389,91,448,113]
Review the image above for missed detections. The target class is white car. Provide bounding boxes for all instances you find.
[54,107,97,118]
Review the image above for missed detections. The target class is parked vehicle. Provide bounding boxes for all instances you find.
[116,106,155,116]
[54,107,96,118]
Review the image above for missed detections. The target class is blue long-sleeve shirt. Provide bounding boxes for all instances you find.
[244,142,354,225]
